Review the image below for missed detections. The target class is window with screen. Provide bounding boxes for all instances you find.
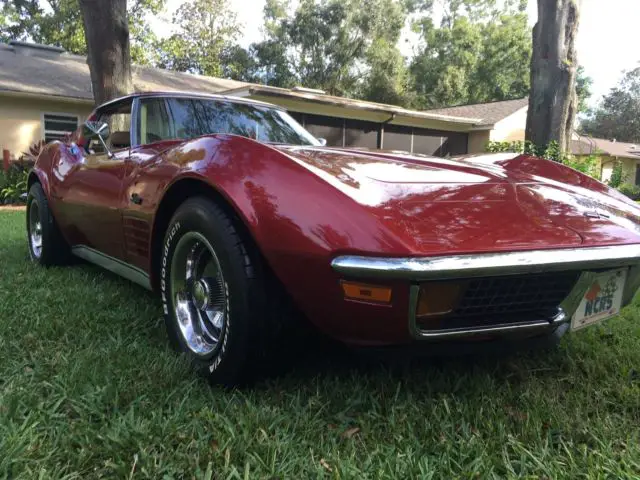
[43,113,79,143]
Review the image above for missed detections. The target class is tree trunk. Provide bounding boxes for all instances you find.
[79,0,133,105]
[525,0,580,155]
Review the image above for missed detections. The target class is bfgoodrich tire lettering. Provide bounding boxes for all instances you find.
[161,197,270,386]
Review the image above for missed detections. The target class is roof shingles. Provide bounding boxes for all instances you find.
[0,43,245,102]
[424,98,529,125]
[572,136,640,160]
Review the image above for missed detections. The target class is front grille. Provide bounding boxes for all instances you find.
[416,271,580,331]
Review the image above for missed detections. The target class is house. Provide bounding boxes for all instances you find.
[572,135,640,186]
[0,40,531,160]
[0,41,244,156]
[425,97,530,152]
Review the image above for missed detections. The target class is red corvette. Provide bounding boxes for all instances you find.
[27,91,640,384]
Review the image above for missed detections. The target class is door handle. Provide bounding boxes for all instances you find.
[130,193,143,205]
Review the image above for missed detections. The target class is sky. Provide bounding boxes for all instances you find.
[153,0,640,107]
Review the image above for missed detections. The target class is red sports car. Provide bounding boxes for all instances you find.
[27,91,640,384]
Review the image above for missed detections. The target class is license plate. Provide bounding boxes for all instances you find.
[571,268,628,331]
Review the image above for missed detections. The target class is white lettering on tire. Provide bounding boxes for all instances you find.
[161,222,180,315]
[161,220,230,375]
[209,281,230,373]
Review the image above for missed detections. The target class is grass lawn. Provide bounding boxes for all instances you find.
[1,210,640,479]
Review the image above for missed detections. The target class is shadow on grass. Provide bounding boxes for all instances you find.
[77,258,576,392]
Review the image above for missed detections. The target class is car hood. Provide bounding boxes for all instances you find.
[275,146,640,254]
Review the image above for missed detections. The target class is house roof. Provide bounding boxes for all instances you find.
[571,135,640,160]
[424,98,529,125]
[0,41,245,103]
[0,41,484,128]
[223,84,482,125]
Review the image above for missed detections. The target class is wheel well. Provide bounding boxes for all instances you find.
[150,178,257,292]
[27,171,40,189]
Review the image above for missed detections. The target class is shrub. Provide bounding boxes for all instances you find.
[485,140,601,180]
[0,163,29,205]
[563,153,600,179]
[607,161,626,189]
[0,141,43,205]
[617,184,640,200]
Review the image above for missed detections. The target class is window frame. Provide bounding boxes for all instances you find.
[132,95,321,148]
[135,96,174,146]
[41,111,80,143]
[87,98,135,154]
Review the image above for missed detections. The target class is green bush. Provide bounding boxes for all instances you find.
[607,161,626,189]
[485,140,601,180]
[0,141,43,205]
[617,184,640,201]
[0,159,32,205]
[563,153,600,179]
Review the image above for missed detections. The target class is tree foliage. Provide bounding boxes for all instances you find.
[575,66,593,114]
[581,67,640,143]
[0,0,164,64]
[250,0,412,104]
[0,0,590,123]
[410,0,531,108]
[154,0,244,78]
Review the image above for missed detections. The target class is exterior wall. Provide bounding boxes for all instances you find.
[489,107,528,143]
[467,130,491,153]
[617,158,638,186]
[600,156,615,183]
[0,95,92,156]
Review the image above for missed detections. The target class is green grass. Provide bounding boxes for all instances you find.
[1,210,640,479]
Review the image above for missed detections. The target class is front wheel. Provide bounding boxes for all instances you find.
[26,183,70,266]
[161,197,274,386]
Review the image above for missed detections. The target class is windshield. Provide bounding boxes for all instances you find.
[162,97,321,146]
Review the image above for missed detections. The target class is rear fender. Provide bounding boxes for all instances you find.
[496,154,637,206]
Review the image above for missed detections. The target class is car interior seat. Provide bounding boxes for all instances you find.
[109,131,131,150]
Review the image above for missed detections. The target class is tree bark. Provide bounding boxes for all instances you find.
[525,0,580,155]
[78,0,133,105]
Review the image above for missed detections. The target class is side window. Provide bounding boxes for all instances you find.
[84,99,133,154]
[167,98,204,139]
[166,98,259,140]
[139,98,171,145]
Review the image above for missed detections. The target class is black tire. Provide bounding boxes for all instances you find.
[160,197,282,386]
[26,182,70,266]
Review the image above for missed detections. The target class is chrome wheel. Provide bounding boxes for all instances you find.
[170,232,228,357]
[29,200,43,259]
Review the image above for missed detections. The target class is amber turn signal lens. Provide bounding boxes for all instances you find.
[416,282,465,317]
[341,281,392,303]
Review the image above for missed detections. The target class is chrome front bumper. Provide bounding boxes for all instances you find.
[332,245,640,340]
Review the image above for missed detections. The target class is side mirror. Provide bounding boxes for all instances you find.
[84,120,113,158]
[317,138,327,147]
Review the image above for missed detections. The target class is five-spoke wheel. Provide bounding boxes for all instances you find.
[170,232,228,357]
[161,196,278,385]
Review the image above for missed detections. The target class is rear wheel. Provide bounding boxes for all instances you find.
[26,183,70,266]
[160,197,284,386]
